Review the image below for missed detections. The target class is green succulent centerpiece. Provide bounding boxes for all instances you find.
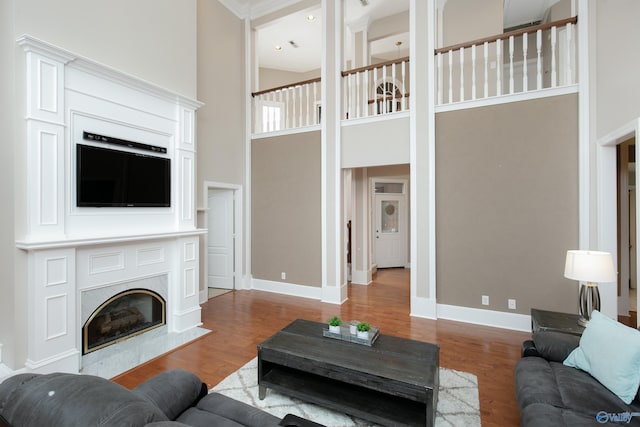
[328,316,342,333]
[356,321,370,339]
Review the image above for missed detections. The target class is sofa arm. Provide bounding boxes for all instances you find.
[531,331,580,362]
[133,369,207,421]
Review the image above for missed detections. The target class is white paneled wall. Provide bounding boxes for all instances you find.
[16,35,205,375]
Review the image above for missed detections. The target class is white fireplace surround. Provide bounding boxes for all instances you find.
[13,35,206,376]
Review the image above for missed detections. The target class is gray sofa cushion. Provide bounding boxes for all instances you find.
[531,331,580,362]
[0,372,168,427]
[133,369,205,420]
[520,403,617,427]
[177,393,281,427]
[516,357,640,426]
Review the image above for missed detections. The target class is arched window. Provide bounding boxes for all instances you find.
[374,80,403,114]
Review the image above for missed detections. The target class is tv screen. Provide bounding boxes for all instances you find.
[76,144,171,207]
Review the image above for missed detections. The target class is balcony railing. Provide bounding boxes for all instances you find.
[252,77,321,134]
[342,56,410,121]
[435,17,578,105]
[251,17,578,134]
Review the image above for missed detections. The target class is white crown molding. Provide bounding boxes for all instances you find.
[16,34,203,110]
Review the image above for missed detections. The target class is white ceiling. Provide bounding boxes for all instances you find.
[220,0,561,74]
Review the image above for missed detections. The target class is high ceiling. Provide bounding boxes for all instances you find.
[219,0,561,73]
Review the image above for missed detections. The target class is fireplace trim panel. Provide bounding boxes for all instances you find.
[16,35,205,375]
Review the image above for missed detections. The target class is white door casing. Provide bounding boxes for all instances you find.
[207,189,234,289]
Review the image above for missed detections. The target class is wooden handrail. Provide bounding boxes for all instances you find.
[251,77,321,97]
[434,16,577,55]
[342,56,411,77]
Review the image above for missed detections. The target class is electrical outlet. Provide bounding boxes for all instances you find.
[281,272,286,280]
[508,299,516,310]
[482,295,489,305]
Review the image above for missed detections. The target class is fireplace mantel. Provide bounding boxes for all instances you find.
[14,35,205,376]
[16,229,206,251]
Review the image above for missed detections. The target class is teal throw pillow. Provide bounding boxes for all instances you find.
[563,310,640,404]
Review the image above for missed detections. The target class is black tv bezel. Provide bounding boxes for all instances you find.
[76,144,171,208]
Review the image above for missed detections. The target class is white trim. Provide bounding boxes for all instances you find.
[427,0,437,315]
[25,348,80,373]
[411,296,437,319]
[350,268,372,285]
[435,85,578,113]
[251,278,322,300]
[251,124,321,140]
[16,229,206,251]
[577,0,590,249]
[437,304,531,332]
[245,17,254,294]
[322,281,347,304]
[341,111,410,127]
[597,118,640,322]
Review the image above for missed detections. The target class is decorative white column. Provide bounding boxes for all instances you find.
[321,0,345,304]
[410,0,437,318]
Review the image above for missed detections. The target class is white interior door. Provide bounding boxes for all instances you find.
[207,189,234,289]
[374,193,408,268]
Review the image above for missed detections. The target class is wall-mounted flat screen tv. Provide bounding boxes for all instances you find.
[76,144,171,207]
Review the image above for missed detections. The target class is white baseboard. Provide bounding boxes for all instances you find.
[171,306,203,333]
[437,304,531,332]
[322,282,348,304]
[411,296,437,319]
[350,268,372,285]
[252,278,322,300]
[199,288,208,304]
[25,349,80,374]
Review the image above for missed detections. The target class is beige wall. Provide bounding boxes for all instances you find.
[14,0,197,98]
[259,67,320,91]
[442,0,502,47]
[252,132,322,287]
[197,0,246,194]
[545,0,572,23]
[436,94,579,314]
[197,0,246,294]
[596,0,640,137]
[368,11,409,42]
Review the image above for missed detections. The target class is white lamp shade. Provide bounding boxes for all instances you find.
[564,250,617,283]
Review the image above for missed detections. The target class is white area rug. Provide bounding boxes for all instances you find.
[211,357,480,427]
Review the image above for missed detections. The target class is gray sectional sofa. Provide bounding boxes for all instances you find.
[516,330,640,426]
[0,368,311,427]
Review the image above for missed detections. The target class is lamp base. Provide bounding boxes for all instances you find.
[577,316,590,327]
[578,282,600,327]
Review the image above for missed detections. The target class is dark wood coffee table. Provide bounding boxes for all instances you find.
[258,319,439,427]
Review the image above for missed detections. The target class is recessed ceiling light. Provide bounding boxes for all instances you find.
[275,45,282,51]
[307,15,316,22]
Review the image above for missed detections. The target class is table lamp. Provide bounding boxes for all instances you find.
[564,250,617,326]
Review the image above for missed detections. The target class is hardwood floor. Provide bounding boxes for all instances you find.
[113,268,531,426]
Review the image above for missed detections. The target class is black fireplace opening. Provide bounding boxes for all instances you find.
[83,288,165,354]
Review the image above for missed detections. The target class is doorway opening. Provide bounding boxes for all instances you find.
[202,182,243,301]
[346,166,410,288]
[599,118,640,325]
[617,138,637,318]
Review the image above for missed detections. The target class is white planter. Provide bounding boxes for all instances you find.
[357,330,369,339]
[329,325,341,334]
